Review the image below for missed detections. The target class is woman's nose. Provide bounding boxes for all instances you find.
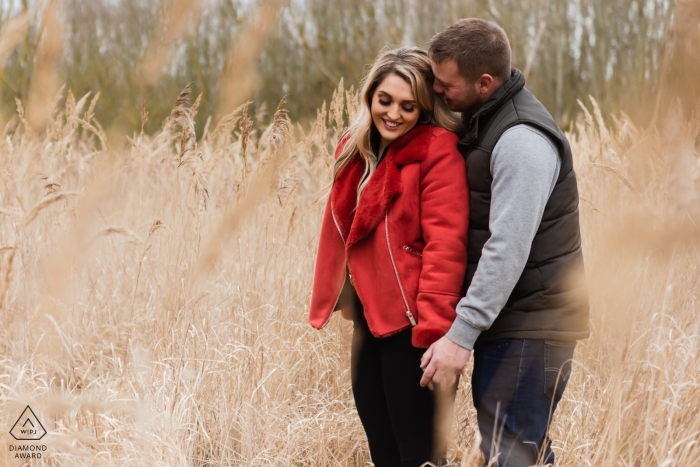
[387,105,400,120]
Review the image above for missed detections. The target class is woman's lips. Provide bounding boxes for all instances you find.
[382,119,402,131]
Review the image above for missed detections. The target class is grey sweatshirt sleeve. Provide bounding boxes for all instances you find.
[445,124,561,350]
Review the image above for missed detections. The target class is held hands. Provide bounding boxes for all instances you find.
[420,336,471,390]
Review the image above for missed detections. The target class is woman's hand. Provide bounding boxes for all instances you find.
[340,307,354,320]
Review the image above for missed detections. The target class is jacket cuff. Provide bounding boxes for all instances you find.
[445,316,481,351]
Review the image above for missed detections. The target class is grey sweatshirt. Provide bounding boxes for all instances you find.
[445,124,562,350]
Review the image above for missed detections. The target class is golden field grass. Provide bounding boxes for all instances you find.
[0,81,699,467]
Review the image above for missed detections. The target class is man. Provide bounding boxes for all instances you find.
[419,18,590,466]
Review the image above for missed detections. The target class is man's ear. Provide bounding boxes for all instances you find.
[477,74,495,94]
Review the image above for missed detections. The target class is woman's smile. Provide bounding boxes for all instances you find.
[382,119,402,130]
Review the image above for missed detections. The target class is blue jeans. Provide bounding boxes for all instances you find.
[472,339,576,466]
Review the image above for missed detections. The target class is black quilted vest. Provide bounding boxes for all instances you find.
[460,69,590,345]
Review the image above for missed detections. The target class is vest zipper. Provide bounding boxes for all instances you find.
[385,212,417,327]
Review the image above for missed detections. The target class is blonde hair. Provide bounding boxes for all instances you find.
[333,46,462,200]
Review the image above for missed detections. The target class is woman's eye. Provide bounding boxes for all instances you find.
[378,100,390,106]
[402,106,415,113]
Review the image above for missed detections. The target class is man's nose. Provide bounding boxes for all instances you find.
[433,82,443,94]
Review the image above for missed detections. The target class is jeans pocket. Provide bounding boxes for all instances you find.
[543,340,576,402]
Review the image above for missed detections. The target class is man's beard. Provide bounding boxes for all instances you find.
[447,93,483,117]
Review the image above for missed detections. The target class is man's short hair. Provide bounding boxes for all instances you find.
[429,18,512,83]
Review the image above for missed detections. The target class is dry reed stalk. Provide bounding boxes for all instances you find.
[169,83,196,162]
[139,0,205,85]
[14,97,34,138]
[0,245,16,309]
[208,104,244,149]
[140,100,148,136]
[22,191,81,227]
[311,99,334,179]
[75,116,108,151]
[65,91,91,132]
[267,95,290,150]
[169,85,210,218]
[190,93,202,121]
[130,219,164,320]
[84,92,99,125]
[213,0,283,124]
[0,208,19,217]
[26,0,64,132]
[97,226,144,245]
[345,85,360,122]
[40,173,62,196]
[239,102,253,185]
[330,79,345,142]
[586,163,638,193]
[0,11,30,68]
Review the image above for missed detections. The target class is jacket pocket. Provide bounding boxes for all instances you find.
[402,245,423,257]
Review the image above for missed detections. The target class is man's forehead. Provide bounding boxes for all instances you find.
[432,60,464,82]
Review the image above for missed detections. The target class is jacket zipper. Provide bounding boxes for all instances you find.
[385,212,417,326]
[330,201,346,244]
[319,202,347,329]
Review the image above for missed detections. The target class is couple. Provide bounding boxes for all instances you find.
[309,18,589,467]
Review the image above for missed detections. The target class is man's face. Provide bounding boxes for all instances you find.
[431,59,482,115]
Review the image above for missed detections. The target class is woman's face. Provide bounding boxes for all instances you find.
[370,73,421,148]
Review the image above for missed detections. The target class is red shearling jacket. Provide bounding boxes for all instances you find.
[308,124,469,348]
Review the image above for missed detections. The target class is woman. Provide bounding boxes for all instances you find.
[308,47,469,466]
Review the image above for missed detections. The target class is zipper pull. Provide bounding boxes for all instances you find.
[406,310,417,326]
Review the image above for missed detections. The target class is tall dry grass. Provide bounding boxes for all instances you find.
[0,81,698,466]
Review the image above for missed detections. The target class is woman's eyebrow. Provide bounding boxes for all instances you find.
[377,90,416,104]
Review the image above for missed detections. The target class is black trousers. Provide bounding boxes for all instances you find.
[351,307,449,467]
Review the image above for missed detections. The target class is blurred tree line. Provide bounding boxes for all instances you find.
[0,0,696,135]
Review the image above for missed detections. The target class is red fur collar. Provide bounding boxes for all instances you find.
[331,125,433,249]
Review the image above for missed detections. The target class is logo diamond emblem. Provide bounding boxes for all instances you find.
[10,406,46,441]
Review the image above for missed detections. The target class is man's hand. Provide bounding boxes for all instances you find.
[420,336,472,390]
